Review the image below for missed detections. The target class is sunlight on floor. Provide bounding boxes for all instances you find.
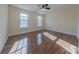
[56,39,78,54]
[43,32,57,41]
[9,41,19,53]
[9,38,28,54]
[8,32,78,54]
[43,32,78,54]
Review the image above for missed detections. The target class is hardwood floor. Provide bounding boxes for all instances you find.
[1,30,78,54]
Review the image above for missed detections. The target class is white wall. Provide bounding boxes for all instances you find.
[77,7,79,39]
[8,5,78,36]
[46,7,77,36]
[78,16,79,53]
[8,6,45,36]
[76,6,79,53]
[0,5,8,53]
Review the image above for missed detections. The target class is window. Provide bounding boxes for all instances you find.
[37,16,42,27]
[20,13,28,28]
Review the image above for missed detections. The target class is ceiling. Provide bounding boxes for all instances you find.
[11,4,76,14]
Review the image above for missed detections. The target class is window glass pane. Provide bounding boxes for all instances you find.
[20,13,28,28]
[38,16,42,27]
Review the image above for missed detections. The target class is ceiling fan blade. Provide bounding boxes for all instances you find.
[46,7,50,9]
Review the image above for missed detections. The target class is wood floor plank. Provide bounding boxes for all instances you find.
[1,30,78,54]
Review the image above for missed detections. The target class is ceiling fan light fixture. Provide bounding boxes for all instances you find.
[41,8,46,11]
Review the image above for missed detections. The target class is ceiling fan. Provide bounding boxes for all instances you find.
[42,4,50,9]
[39,4,50,11]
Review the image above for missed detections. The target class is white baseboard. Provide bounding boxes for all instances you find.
[46,28,77,36]
[8,29,45,37]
